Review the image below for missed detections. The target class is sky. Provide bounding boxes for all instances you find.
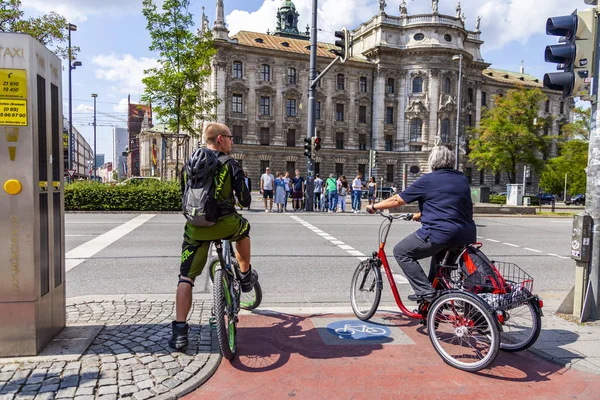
[20,0,593,164]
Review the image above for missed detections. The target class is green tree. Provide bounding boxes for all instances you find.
[468,87,550,183]
[0,0,77,59]
[141,0,218,138]
[540,140,589,196]
[562,106,591,141]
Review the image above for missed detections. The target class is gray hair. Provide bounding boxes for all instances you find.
[428,146,455,171]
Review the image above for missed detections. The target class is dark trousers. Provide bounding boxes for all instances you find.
[393,232,451,296]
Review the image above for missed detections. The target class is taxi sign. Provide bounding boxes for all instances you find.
[0,99,27,126]
[0,69,27,99]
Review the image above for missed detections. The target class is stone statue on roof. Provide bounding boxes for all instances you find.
[379,0,386,13]
[456,2,462,18]
[476,16,482,31]
[400,0,407,17]
[432,0,438,14]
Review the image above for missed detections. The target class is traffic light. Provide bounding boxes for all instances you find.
[369,149,378,169]
[311,136,322,158]
[333,27,350,63]
[543,9,596,99]
[303,137,312,158]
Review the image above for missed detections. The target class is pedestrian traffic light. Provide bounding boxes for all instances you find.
[543,9,596,99]
[369,149,378,169]
[333,27,350,63]
[310,136,322,159]
[304,137,312,158]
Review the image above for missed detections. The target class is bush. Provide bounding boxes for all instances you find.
[489,195,506,205]
[65,180,181,211]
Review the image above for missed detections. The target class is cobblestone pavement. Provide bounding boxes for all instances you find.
[0,296,221,400]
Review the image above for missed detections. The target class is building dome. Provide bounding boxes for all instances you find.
[280,1,296,10]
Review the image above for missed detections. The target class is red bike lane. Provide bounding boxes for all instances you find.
[187,312,600,399]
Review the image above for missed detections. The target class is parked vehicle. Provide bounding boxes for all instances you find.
[566,194,586,206]
[538,193,555,205]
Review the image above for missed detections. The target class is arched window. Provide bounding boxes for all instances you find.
[337,74,345,90]
[443,77,451,94]
[287,67,297,84]
[410,119,423,142]
[260,64,270,81]
[412,77,423,93]
[441,119,450,142]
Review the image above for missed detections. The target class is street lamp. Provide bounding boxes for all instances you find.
[91,93,98,177]
[68,23,80,173]
[452,54,463,170]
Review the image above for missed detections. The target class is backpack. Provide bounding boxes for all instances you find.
[182,149,230,227]
[339,183,348,196]
[459,245,510,294]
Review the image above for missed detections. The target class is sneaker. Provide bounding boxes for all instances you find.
[240,270,258,292]
[168,321,189,350]
[265,209,269,213]
[407,292,438,303]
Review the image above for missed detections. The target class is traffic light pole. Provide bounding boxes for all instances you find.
[582,7,600,321]
[305,0,319,211]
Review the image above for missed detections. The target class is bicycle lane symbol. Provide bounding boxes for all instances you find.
[327,320,391,341]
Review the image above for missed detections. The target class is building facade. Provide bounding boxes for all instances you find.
[63,119,94,180]
[192,0,571,190]
[113,127,128,181]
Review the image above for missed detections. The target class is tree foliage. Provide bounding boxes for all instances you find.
[540,139,589,196]
[141,0,219,137]
[468,88,550,183]
[0,0,78,59]
[561,106,591,141]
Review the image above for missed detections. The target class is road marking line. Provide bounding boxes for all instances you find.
[547,253,569,259]
[331,240,345,245]
[339,245,354,250]
[65,234,98,237]
[65,214,156,272]
[503,243,520,247]
[523,247,543,253]
[486,238,500,243]
[348,250,364,256]
[477,236,484,239]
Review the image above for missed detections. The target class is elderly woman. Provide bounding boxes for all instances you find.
[366,146,476,302]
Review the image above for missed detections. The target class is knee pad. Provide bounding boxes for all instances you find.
[178,277,195,288]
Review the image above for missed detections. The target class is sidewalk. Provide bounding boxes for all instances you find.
[0,293,599,399]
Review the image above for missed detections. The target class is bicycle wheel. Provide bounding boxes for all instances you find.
[208,257,220,283]
[213,269,237,360]
[499,299,542,352]
[428,292,500,372]
[240,279,263,310]
[350,260,382,321]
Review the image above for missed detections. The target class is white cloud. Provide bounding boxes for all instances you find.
[113,98,130,113]
[75,103,92,113]
[225,0,585,50]
[22,0,139,22]
[92,54,158,96]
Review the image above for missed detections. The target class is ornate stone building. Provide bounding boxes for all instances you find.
[197,0,571,190]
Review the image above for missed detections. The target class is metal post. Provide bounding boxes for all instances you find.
[564,173,568,202]
[305,0,318,211]
[581,8,600,321]
[454,54,463,170]
[92,93,97,178]
[68,28,73,172]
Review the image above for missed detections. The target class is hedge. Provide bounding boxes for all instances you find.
[65,180,181,211]
[488,195,539,206]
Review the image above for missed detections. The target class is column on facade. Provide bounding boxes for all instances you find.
[372,68,385,150]
[324,70,334,146]
[246,63,258,144]
[396,70,407,151]
[347,73,357,149]
[215,60,227,125]
[427,69,440,148]
[475,85,482,127]
[273,65,285,146]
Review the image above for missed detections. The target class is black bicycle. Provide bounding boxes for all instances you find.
[209,240,262,360]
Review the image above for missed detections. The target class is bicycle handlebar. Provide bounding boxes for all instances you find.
[376,210,413,221]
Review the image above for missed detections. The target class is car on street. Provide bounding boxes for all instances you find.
[538,193,555,205]
[566,194,586,206]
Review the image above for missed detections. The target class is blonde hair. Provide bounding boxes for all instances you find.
[204,123,230,144]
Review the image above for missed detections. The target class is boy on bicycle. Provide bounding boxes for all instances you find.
[170,123,258,350]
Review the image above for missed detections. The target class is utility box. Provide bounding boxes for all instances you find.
[0,33,65,357]
[471,186,490,203]
[506,184,523,206]
[571,214,593,262]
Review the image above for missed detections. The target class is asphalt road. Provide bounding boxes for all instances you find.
[65,210,576,307]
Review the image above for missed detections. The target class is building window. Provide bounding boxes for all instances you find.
[259,96,270,115]
[260,127,270,146]
[337,74,345,90]
[385,135,393,151]
[385,107,394,124]
[387,78,395,94]
[286,161,295,173]
[409,145,422,151]
[481,92,487,107]
[286,99,297,117]
[336,103,344,121]
[560,101,565,114]
[441,118,450,142]
[443,77,451,94]
[335,163,343,176]
[358,163,366,178]
[412,77,423,93]
[466,114,473,127]
[467,88,474,103]
[233,61,243,79]
[359,76,368,92]
[260,64,270,81]
[232,126,243,144]
[336,132,344,149]
[386,164,394,182]
[465,167,472,184]
[316,101,321,120]
[358,134,367,150]
[494,171,501,185]
[410,118,423,142]
[260,160,270,171]
[232,94,243,113]
[545,100,550,112]
[287,67,297,84]
[286,129,296,147]
[359,106,367,123]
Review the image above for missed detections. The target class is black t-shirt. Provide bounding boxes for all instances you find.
[399,169,476,245]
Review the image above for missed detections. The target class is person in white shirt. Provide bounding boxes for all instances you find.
[352,173,363,213]
[313,174,323,210]
[260,167,275,212]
